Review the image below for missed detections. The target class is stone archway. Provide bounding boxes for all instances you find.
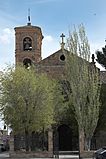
[23,58,32,69]
[58,124,72,151]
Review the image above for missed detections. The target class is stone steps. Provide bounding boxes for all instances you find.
[59,151,79,155]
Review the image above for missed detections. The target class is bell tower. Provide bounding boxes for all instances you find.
[14,14,43,67]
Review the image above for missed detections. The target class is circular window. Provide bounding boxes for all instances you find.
[60,54,65,61]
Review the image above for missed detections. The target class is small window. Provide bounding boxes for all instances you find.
[23,37,32,51]
[60,54,65,61]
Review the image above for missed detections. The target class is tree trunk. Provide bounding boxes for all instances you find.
[85,137,91,151]
[42,127,45,151]
[25,129,30,152]
[79,129,85,153]
[88,138,91,151]
[31,131,35,151]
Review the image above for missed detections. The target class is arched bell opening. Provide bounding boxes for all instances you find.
[23,37,32,51]
[23,58,32,69]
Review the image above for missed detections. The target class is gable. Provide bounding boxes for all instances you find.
[39,49,68,66]
[37,48,106,82]
[37,49,69,79]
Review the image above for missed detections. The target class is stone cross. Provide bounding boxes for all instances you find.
[92,54,95,64]
[60,33,65,43]
[60,33,65,50]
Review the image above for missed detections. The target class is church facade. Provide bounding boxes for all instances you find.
[13,19,106,156]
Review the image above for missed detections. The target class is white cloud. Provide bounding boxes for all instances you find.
[4,28,13,35]
[42,35,60,59]
[90,41,104,54]
[0,28,14,44]
[0,34,10,44]
[0,28,15,71]
[44,35,53,42]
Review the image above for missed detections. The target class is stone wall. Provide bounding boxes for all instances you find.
[80,151,95,158]
[9,130,53,158]
[10,151,53,158]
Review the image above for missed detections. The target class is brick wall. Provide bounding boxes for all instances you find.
[15,25,43,64]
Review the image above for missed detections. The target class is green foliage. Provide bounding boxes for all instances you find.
[52,80,69,124]
[66,24,101,150]
[0,66,57,134]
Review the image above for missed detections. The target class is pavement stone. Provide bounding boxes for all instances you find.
[0,152,94,159]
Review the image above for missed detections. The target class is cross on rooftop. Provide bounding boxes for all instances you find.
[60,33,65,51]
[27,8,31,25]
[60,33,65,43]
[92,54,95,64]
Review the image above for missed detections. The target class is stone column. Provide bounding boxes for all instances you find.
[48,129,53,152]
[9,131,14,157]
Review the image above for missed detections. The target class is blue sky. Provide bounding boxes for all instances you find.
[0,0,106,72]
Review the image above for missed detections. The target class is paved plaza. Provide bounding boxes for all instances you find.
[0,152,79,158]
[0,152,94,159]
[0,152,93,159]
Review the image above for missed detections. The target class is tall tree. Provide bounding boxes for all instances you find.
[0,66,57,151]
[96,45,106,69]
[66,25,101,152]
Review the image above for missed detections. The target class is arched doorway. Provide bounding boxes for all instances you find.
[58,124,72,151]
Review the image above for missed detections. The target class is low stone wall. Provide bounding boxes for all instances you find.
[80,151,95,158]
[9,129,54,158]
[9,151,53,158]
